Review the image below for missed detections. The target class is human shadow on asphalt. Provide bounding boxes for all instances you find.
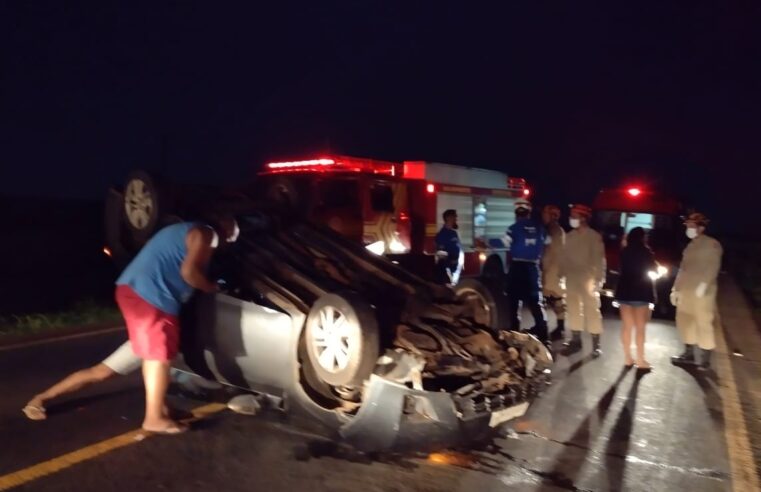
[44,387,140,418]
[540,366,633,491]
[604,370,646,492]
[674,363,723,423]
[567,353,595,375]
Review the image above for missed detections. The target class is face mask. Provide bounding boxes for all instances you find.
[569,218,581,229]
[227,221,240,243]
[685,227,698,239]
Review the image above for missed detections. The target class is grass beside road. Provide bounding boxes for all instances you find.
[0,299,121,338]
[725,240,761,311]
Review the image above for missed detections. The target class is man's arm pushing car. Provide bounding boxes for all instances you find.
[181,227,219,293]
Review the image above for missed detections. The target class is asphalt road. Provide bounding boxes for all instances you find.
[1,306,759,492]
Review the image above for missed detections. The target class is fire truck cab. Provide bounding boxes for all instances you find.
[258,156,529,286]
[592,186,687,316]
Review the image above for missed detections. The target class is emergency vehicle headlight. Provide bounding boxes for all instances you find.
[478,253,487,262]
[657,265,668,277]
[388,237,408,254]
[647,271,659,281]
[365,241,385,256]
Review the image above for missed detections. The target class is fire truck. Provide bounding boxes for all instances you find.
[106,155,530,330]
[257,155,530,284]
[591,185,687,317]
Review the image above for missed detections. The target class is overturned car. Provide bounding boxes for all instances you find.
[106,172,553,452]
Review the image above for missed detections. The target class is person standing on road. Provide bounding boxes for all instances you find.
[116,216,238,434]
[670,212,723,370]
[615,227,657,371]
[434,209,464,286]
[504,199,550,345]
[561,204,606,356]
[541,205,566,340]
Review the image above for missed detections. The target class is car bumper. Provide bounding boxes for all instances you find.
[339,374,538,452]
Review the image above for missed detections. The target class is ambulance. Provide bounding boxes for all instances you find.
[592,185,687,316]
[257,155,530,285]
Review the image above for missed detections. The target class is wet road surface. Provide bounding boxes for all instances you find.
[1,286,759,492]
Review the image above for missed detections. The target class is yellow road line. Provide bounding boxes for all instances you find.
[714,315,761,492]
[0,403,227,491]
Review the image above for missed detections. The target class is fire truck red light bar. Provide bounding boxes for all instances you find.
[426,184,436,193]
[523,189,530,196]
[267,159,336,169]
[627,187,641,197]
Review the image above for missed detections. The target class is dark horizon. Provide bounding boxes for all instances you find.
[2,1,760,237]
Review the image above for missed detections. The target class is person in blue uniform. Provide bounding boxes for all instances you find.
[504,199,549,344]
[435,209,463,285]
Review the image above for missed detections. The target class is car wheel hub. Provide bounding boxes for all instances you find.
[124,179,154,229]
[312,306,351,373]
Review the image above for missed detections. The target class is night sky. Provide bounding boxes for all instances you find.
[2,1,760,237]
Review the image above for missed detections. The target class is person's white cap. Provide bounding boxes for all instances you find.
[515,198,532,212]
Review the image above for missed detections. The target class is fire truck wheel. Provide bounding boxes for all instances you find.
[304,292,380,387]
[455,278,509,332]
[122,170,168,243]
[480,255,506,291]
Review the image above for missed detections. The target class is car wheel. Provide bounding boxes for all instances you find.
[304,292,380,387]
[123,170,166,243]
[455,278,509,332]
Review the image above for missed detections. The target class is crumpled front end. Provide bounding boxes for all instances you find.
[340,327,552,452]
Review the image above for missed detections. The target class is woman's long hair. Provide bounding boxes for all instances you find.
[626,226,651,251]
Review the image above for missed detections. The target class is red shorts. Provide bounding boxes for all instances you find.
[115,285,179,362]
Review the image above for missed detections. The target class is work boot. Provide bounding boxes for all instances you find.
[562,331,582,354]
[592,334,602,358]
[670,344,695,365]
[550,320,565,340]
[697,349,713,371]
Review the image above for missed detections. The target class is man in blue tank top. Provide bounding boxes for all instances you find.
[504,199,550,345]
[116,216,239,434]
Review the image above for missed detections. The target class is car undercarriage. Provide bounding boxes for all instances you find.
[179,212,552,451]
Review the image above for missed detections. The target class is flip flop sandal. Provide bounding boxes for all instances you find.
[22,405,47,421]
[142,423,189,435]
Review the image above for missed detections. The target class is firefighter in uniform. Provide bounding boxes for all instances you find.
[504,199,549,345]
[434,209,464,286]
[542,205,566,340]
[561,204,606,356]
[670,212,723,370]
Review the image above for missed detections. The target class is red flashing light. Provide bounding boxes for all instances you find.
[627,187,642,197]
[267,158,335,169]
[262,156,398,176]
[523,188,530,197]
[426,183,436,194]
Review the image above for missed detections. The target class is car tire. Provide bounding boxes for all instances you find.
[304,292,380,388]
[265,177,308,216]
[455,278,509,332]
[122,169,168,244]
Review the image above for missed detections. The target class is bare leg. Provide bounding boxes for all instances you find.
[619,305,634,366]
[634,306,650,368]
[27,364,115,411]
[141,360,185,433]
